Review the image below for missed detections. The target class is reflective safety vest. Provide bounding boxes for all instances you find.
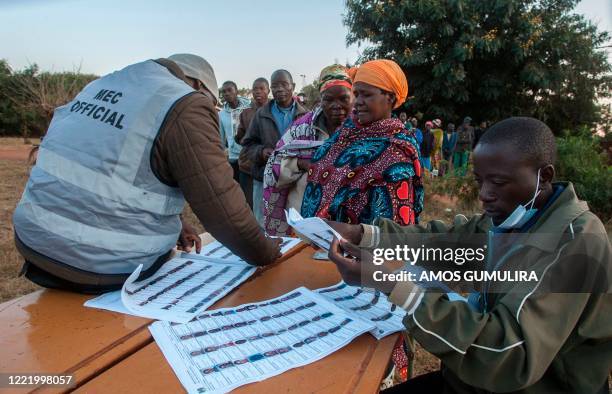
[13,60,194,275]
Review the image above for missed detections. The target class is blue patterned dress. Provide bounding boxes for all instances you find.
[301,117,424,225]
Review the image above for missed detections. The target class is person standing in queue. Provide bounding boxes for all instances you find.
[241,70,307,226]
[301,59,423,227]
[235,78,270,209]
[219,80,251,184]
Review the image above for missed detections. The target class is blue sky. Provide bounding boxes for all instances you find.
[1,0,610,90]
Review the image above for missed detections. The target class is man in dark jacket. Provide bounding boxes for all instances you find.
[473,120,488,149]
[235,77,270,209]
[454,116,475,176]
[241,69,307,226]
[14,54,281,294]
[420,120,435,171]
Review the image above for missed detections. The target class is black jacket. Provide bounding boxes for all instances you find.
[240,100,307,181]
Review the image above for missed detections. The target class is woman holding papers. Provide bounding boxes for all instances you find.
[262,64,354,236]
[301,59,423,227]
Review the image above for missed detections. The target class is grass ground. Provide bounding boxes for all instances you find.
[0,138,42,300]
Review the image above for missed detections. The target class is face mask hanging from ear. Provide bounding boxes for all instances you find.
[496,168,542,230]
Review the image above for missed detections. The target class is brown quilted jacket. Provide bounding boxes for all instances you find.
[150,59,278,266]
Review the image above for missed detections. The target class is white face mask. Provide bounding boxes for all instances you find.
[495,168,542,230]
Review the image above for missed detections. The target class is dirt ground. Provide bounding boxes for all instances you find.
[0,143,40,301]
[0,147,30,161]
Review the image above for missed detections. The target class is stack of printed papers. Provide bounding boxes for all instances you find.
[84,237,301,323]
[285,208,343,250]
[315,281,406,339]
[150,287,374,393]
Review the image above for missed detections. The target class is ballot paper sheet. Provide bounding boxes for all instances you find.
[84,289,129,314]
[120,258,255,323]
[180,237,301,264]
[285,208,342,250]
[85,237,301,323]
[315,281,406,339]
[149,287,374,394]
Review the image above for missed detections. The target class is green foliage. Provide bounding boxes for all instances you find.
[0,60,97,138]
[425,167,481,212]
[0,60,22,136]
[237,87,251,98]
[556,127,612,221]
[344,0,612,133]
[300,80,321,109]
[425,131,612,222]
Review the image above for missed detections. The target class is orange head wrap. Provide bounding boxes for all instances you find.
[348,59,408,109]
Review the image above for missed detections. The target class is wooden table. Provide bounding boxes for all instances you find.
[0,290,152,394]
[75,246,400,393]
[1,241,399,393]
[0,235,303,393]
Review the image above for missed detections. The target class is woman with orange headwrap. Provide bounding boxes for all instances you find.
[301,59,423,227]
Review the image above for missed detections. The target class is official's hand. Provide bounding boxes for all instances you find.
[262,147,274,160]
[177,221,202,253]
[269,237,283,261]
[328,237,396,294]
[324,220,363,245]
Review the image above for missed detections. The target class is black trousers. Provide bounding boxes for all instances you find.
[19,243,171,295]
[382,371,444,393]
[23,262,124,294]
[229,160,240,183]
[239,171,253,209]
[382,371,609,394]
[230,160,253,209]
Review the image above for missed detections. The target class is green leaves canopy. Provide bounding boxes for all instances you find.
[344,0,611,133]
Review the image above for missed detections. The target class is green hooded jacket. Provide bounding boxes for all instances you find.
[369,182,611,393]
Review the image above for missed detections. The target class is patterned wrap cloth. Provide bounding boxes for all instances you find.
[301,116,424,226]
[318,64,353,92]
[262,107,327,236]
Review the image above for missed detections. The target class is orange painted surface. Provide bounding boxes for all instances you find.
[0,237,306,393]
[76,247,399,393]
[0,290,152,394]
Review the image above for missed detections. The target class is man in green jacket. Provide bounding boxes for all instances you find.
[328,117,611,393]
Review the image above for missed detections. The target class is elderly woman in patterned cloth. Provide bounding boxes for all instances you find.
[262,65,354,236]
[301,59,424,227]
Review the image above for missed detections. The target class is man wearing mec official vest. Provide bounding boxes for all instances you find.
[13,54,282,293]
